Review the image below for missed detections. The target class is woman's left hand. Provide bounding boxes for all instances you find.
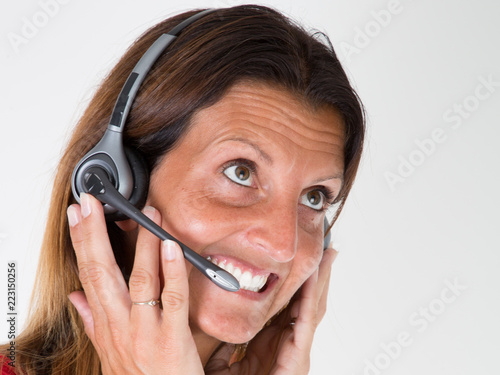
[205,247,338,375]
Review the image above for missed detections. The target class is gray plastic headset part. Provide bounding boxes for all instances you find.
[71,129,132,214]
[71,9,217,215]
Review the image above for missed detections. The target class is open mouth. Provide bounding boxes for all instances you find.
[207,256,277,293]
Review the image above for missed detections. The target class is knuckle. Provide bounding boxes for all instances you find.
[79,261,107,286]
[157,336,178,355]
[70,236,86,251]
[161,289,185,312]
[129,267,156,292]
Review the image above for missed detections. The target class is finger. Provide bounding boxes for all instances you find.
[77,193,130,318]
[244,323,288,373]
[115,218,139,231]
[291,248,337,342]
[159,240,191,339]
[159,240,202,366]
[317,248,337,287]
[295,267,318,336]
[130,206,162,326]
[317,272,331,321]
[68,291,96,343]
[67,203,106,321]
[317,248,338,319]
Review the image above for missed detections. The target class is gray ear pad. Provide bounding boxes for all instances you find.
[323,217,331,250]
[105,146,149,222]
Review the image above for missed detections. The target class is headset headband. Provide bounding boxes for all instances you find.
[71,9,216,208]
[109,9,216,132]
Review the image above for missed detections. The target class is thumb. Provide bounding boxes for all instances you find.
[68,291,96,343]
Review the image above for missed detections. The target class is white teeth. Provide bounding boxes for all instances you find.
[233,267,242,280]
[241,271,252,287]
[207,257,269,292]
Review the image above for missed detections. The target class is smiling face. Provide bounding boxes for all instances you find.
[146,80,345,343]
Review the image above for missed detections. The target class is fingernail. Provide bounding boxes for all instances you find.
[67,205,80,227]
[80,193,92,218]
[163,240,177,261]
[327,248,339,267]
[331,241,341,253]
[67,294,76,309]
[143,206,156,219]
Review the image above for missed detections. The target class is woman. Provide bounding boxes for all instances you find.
[1,5,364,374]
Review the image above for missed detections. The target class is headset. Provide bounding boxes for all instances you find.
[70,9,332,293]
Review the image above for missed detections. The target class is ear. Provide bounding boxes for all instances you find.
[115,218,138,231]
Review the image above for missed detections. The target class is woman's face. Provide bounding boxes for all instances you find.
[146,81,345,343]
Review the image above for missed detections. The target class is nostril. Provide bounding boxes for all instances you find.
[246,224,298,262]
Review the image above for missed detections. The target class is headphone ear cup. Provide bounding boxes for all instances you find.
[105,146,149,222]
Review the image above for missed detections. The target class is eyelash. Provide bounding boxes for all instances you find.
[223,158,257,178]
[312,186,336,212]
[221,158,336,212]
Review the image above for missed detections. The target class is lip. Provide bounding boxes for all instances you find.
[207,254,271,277]
[204,253,280,297]
[233,274,279,300]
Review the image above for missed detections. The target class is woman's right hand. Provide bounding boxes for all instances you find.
[67,193,204,374]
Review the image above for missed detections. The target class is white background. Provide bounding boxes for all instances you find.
[1,1,499,374]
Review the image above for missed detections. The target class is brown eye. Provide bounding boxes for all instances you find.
[301,190,325,211]
[223,164,254,186]
[235,166,250,181]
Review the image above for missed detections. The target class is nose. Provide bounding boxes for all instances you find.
[245,201,298,263]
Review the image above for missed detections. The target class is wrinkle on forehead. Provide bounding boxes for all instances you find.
[194,81,345,157]
[223,82,344,132]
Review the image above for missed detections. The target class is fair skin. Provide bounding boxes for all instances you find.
[67,81,343,374]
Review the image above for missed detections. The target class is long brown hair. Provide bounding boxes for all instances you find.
[1,5,365,374]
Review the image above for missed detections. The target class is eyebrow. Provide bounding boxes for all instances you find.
[218,137,273,164]
[311,174,344,184]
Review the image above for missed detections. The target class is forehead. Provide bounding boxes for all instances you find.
[186,81,345,165]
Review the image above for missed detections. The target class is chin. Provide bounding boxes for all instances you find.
[191,307,268,344]
[187,267,281,343]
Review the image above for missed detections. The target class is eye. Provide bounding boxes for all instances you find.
[300,190,326,211]
[223,160,255,187]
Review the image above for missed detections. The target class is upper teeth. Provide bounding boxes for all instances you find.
[207,256,268,292]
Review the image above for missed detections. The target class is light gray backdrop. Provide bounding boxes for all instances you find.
[1,1,499,374]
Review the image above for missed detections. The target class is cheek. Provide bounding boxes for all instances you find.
[160,186,233,247]
[284,233,324,294]
[291,249,323,287]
